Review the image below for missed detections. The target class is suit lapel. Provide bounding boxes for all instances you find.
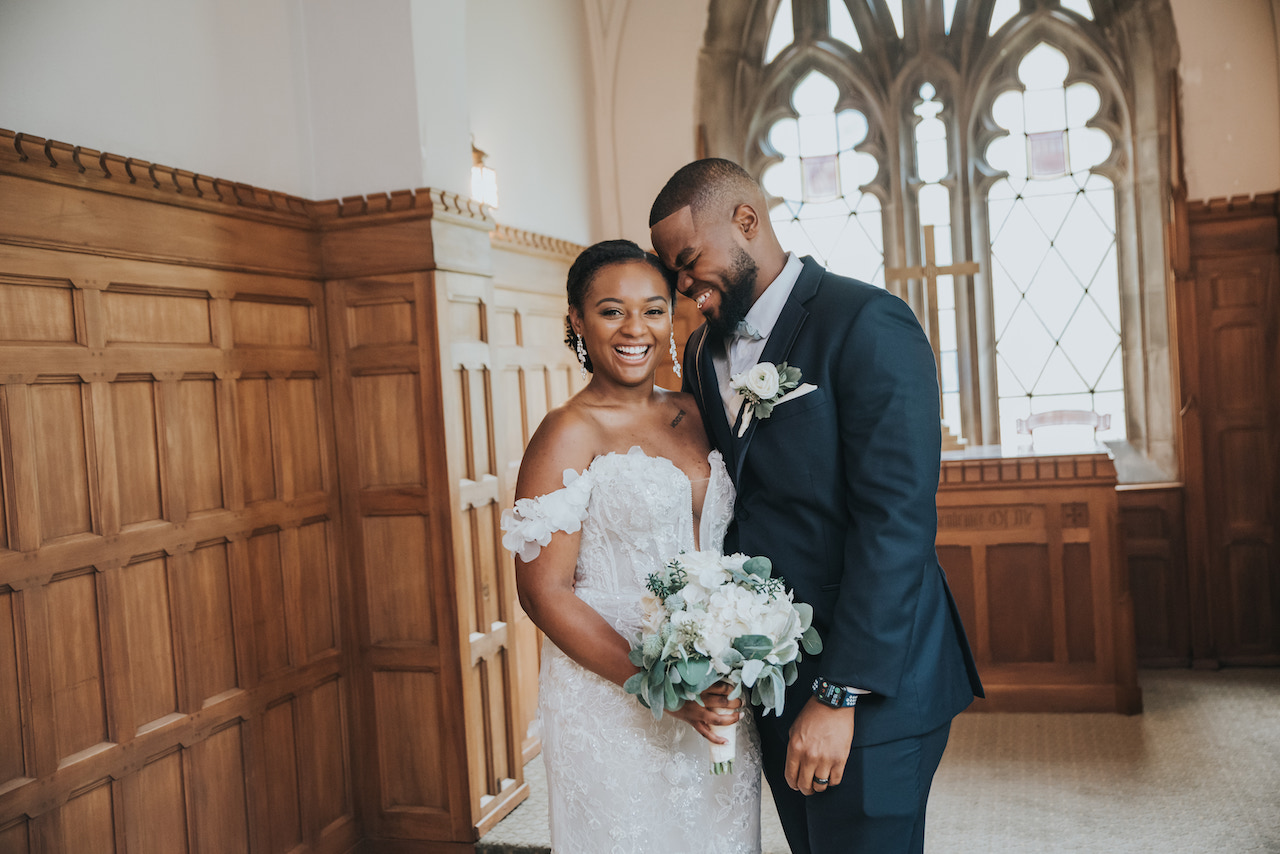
[732,258,823,483]
[692,325,735,464]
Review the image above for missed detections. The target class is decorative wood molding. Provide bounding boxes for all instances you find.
[310,187,493,226]
[1,129,311,224]
[490,224,585,261]
[0,127,564,247]
[939,451,1119,489]
[1188,192,1280,220]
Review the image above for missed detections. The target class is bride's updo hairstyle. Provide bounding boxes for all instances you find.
[564,239,676,374]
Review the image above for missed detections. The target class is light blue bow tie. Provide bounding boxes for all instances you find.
[734,320,764,341]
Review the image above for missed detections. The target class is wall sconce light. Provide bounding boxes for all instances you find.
[470,142,499,210]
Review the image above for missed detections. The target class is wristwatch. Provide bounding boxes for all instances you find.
[812,676,859,708]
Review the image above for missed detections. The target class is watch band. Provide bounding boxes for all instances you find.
[812,676,859,708]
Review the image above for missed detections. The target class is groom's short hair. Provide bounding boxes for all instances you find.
[649,158,762,228]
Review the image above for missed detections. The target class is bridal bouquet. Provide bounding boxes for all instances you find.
[624,550,822,774]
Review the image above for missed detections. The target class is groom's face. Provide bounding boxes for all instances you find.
[651,205,759,339]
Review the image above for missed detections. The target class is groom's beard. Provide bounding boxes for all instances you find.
[705,247,758,341]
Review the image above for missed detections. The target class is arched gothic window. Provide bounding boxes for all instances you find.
[698,0,1180,473]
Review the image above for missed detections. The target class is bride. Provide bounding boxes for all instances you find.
[502,239,762,853]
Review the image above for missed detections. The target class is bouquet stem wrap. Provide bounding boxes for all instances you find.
[708,723,737,774]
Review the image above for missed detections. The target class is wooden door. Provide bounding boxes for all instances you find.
[1183,196,1280,663]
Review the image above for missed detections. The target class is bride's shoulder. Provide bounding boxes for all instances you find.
[515,403,602,499]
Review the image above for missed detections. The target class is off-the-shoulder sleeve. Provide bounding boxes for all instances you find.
[500,468,594,562]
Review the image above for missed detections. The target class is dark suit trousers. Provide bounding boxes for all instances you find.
[757,715,952,854]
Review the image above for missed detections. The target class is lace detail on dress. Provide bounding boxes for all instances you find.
[504,446,760,854]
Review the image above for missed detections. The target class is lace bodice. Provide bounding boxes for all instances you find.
[505,446,735,636]
[501,447,761,854]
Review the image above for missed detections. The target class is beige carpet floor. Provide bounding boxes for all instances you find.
[478,669,1280,853]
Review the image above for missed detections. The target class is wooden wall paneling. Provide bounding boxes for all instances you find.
[1184,195,1280,664]
[260,696,304,854]
[325,272,450,839]
[185,720,251,854]
[437,263,519,829]
[1117,484,1190,665]
[0,587,25,787]
[122,747,191,854]
[324,263,471,844]
[936,453,1141,712]
[57,779,119,853]
[489,238,584,766]
[0,144,351,854]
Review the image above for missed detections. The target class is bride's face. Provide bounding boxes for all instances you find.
[570,260,673,387]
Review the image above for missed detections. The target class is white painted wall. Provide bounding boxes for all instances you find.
[589,0,709,245]
[1169,0,1280,201]
[304,0,426,201]
[0,0,313,195]
[0,0,598,243]
[466,0,597,243]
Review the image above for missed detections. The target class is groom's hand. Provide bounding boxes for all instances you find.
[785,698,855,796]
[669,681,743,743]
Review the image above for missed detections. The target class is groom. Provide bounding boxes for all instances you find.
[650,159,983,854]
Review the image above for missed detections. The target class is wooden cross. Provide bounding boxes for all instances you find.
[884,225,981,449]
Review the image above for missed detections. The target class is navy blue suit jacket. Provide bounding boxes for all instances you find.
[683,257,983,747]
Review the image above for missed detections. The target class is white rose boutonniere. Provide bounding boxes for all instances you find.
[729,361,818,437]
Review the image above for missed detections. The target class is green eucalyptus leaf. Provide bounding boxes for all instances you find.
[732,634,773,660]
[742,556,773,579]
[767,667,786,714]
[647,678,665,720]
[801,625,823,654]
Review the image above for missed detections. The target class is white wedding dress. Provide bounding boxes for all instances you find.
[502,446,762,854]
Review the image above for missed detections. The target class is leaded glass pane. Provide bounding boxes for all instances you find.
[765,68,884,288]
[988,0,1020,34]
[765,0,794,63]
[792,70,839,114]
[769,118,801,157]
[988,42,1125,448]
[943,0,959,34]
[886,0,905,38]
[829,0,862,50]
[914,82,964,436]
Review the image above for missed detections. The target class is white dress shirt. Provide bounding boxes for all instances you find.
[713,252,804,424]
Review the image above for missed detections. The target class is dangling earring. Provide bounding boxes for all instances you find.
[575,331,589,380]
[669,328,682,378]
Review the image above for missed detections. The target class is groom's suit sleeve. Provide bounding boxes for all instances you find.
[821,291,943,697]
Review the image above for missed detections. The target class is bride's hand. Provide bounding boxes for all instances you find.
[667,681,743,743]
